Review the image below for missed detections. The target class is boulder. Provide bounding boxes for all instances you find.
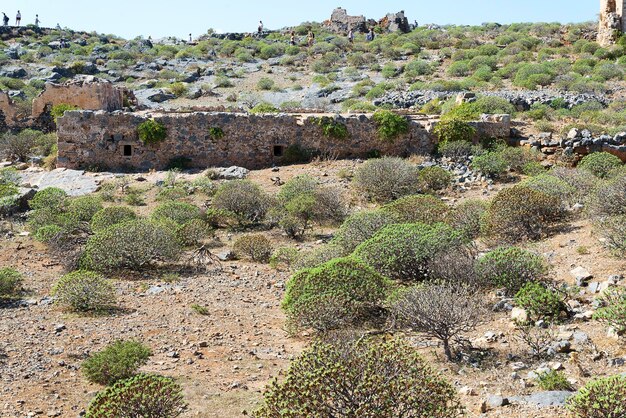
[509,391,574,408]
[215,166,250,180]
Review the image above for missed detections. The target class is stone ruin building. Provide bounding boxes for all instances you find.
[598,0,626,46]
[325,8,411,34]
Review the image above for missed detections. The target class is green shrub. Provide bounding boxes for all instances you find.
[475,247,548,295]
[90,207,137,232]
[551,167,600,206]
[81,220,181,272]
[520,174,576,206]
[382,194,449,224]
[331,209,399,253]
[438,140,473,160]
[315,117,349,139]
[471,151,508,178]
[250,102,279,114]
[418,166,452,191]
[482,185,563,243]
[151,201,201,225]
[445,199,489,240]
[137,119,167,145]
[66,195,103,223]
[52,270,116,312]
[233,234,273,262]
[578,152,622,178]
[587,175,626,219]
[353,223,466,282]
[353,157,420,202]
[282,257,391,332]
[34,224,63,242]
[515,282,565,320]
[594,287,626,333]
[536,370,573,391]
[522,161,546,176]
[0,267,22,297]
[292,244,345,271]
[29,187,68,211]
[213,180,268,224]
[176,219,211,247]
[254,338,463,418]
[257,77,275,90]
[567,375,626,418]
[208,126,224,140]
[269,247,299,270]
[434,118,476,143]
[86,374,186,418]
[83,340,152,385]
[50,103,79,122]
[372,110,409,142]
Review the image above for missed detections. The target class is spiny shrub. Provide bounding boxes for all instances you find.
[331,209,399,253]
[315,117,349,139]
[382,194,449,224]
[594,287,626,333]
[515,282,565,320]
[353,223,466,282]
[83,340,152,385]
[471,151,508,178]
[445,199,489,240]
[567,375,626,418]
[81,220,181,272]
[587,175,626,219]
[52,270,116,312]
[66,195,103,223]
[90,207,137,233]
[269,247,299,270]
[176,219,211,247]
[550,167,599,205]
[578,152,622,178]
[353,157,420,203]
[212,180,269,225]
[475,247,548,295]
[283,257,391,332]
[520,174,576,207]
[596,215,626,256]
[137,119,167,145]
[0,267,22,297]
[438,140,473,160]
[151,201,201,225]
[29,187,68,211]
[86,374,186,418]
[292,244,345,271]
[233,234,273,262]
[434,118,476,143]
[482,185,563,243]
[372,110,409,142]
[418,166,452,192]
[254,338,463,418]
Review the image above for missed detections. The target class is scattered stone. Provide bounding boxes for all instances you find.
[215,166,250,180]
[217,251,236,261]
[480,395,509,412]
[511,307,528,323]
[510,391,574,408]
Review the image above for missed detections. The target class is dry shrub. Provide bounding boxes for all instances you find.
[233,234,273,262]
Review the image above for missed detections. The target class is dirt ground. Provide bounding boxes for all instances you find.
[1,160,626,418]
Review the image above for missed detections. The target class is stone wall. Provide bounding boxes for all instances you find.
[56,111,512,171]
[31,76,125,119]
[325,8,369,33]
[598,0,626,46]
[0,91,18,132]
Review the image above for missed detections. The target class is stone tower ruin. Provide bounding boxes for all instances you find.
[598,0,626,46]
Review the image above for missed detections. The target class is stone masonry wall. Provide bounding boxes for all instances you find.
[56,111,511,171]
[598,0,626,46]
[0,91,19,131]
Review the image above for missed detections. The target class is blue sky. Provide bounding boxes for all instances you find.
[1,0,598,39]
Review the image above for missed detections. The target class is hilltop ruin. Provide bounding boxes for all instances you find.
[598,0,626,45]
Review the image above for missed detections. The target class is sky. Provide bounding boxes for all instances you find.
[1,0,599,39]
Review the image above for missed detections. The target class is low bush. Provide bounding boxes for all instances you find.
[418,166,453,191]
[66,195,103,223]
[515,282,565,320]
[482,185,563,243]
[81,220,181,272]
[551,167,599,205]
[29,187,68,211]
[594,287,626,333]
[176,219,211,247]
[567,375,626,418]
[537,370,573,391]
[372,110,409,142]
[249,102,279,114]
[292,244,345,271]
[353,223,466,282]
[382,194,449,224]
[471,151,508,178]
[90,207,137,232]
[438,140,473,160]
[86,374,186,418]
[445,199,488,240]
[269,247,299,270]
[520,174,576,206]
[52,270,116,312]
[353,157,420,202]
[151,201,201,225]
[283,257,391,332]
[255,338,463,418]
[596,215,626,255]
[212,180,269,225]
[434,118,476,143]
[475,247,548,295]
[233,234,273,262]
[0,267,22,297]
[331,209,399,253]
[257,77,275,90]
[137,119,167,145]
[587,175,626,219]
[578,152,622,178]
[83,340,152,385]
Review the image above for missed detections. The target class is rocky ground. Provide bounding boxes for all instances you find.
[1,161,625,418]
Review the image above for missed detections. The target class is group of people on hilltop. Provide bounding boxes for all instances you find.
[2,11,41,27]
[252,19,376,47]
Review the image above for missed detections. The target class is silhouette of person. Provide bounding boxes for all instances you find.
[15,10,21,27]
[2,13,9,26]
[35,14,40,27]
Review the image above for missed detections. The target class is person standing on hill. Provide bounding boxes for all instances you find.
[307,30,315,47]
[35,14,41,27]
[2,13,9,26]
[289,31,296,46]
[348,29,354,43]
[15,10,21,27]
[258,20,263,35]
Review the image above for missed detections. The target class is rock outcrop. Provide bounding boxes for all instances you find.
[379,11,411,33]
[325,8,369,33]
[598,0,626,46]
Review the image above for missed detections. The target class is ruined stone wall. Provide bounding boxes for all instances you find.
[32,77,124,119]
[598,0,626,46]
[57,111,436,171]
[0,91,19,131]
